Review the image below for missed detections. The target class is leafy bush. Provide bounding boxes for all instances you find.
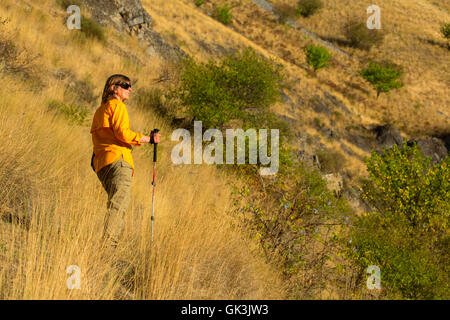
[174,47,284,128]
[362,143,449,227]
[441,23,450,39]
[213,4,232,25]
[80,16,106,43]
[70,15,106,44]
[296,0,323,18]
[360,61,404,98]
[348,143,449,299]
[195,0,205,7]
[304,44,332,72]
[47,100,89,126]
[232,157,352,298]
[345,20,384,50]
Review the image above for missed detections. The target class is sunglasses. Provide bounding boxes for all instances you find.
[116,83,132,90]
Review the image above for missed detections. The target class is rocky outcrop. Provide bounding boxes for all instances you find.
[407,137,448,164]
[78,0,187,61]
[371,124,404,150]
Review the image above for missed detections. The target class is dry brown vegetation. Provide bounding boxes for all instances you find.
[0,0,286,299]
[0,0,448,299]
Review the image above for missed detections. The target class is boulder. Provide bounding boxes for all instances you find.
[407,137,448,164]
[77,0,187,61]
[371,124,403,150]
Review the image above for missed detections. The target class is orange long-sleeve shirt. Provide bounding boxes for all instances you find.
[90,98,143,176]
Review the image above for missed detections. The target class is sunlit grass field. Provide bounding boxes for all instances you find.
[0,0,285,299]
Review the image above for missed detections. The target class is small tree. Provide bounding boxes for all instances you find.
[304,44,332,73]
[360,61,403,98]
[213,4,232,25]
[174,47,284,128]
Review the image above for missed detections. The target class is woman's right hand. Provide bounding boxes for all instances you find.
[151,132,161,144]
[140,132,161,144]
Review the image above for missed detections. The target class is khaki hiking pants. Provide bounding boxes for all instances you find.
[96,155,132,247]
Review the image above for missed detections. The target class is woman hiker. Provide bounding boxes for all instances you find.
[90,74,160,251]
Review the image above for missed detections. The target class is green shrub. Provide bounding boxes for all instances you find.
[213,4,232,25]
[441,23,450,39]
[71,16,106,44]
[348,143,449,299]
[362,143,449,227]
[304,44,332,72]
[174,46,284,128]
[47,100,89,126]
[195,0,205,7]
[360,61,404,98]
[80,16,105,42]
[296,0,323,18]
[232,158,352,297]
[345,20,384,50]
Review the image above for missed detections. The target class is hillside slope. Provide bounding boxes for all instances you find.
[144,0,449,193]
[0,0,286,299]
[0,0,448,299]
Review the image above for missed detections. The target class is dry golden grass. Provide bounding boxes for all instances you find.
[0,0,286,299]
[1,0,447,299]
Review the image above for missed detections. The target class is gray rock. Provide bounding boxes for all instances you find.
[371,124,404,150]
[407,137,448,164]
[77,0,187,62]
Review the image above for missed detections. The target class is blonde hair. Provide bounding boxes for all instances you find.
[101,74,131,104]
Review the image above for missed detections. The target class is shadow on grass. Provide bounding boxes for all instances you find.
[419,38,449,50]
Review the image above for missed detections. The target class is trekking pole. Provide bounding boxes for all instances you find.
[150,129,159,243]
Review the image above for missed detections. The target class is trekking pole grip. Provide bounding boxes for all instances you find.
[151,129,159,162]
